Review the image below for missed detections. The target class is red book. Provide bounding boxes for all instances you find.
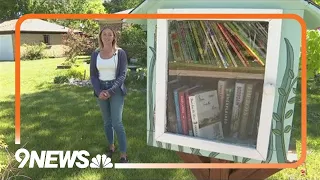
[179,90,188,135]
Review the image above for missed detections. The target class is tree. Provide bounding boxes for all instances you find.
[306,30,320,79]
[0,0,106,37]
[103,0,144,13]
[27,0,106,37]
[0,0,26,22]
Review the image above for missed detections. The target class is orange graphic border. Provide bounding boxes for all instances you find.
[15,13,307,169]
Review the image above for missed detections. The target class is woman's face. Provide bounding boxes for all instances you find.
[101,28,114,47]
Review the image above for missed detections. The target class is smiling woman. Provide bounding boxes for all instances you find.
[90,26,129,163]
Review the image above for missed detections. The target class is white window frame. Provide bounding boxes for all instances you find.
[154,8,283,161]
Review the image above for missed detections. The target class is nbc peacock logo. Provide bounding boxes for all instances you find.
[90,154,113,168]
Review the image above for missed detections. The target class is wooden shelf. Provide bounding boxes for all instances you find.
[169,62,265,73]
[169,69,264,80]
[168,62,265,80]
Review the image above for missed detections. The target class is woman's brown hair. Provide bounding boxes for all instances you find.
[98,26,118,50]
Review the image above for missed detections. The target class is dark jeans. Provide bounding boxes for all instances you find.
[97,80,127,153]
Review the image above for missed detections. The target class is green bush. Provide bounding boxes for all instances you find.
[62,30,98,65]
[306,30,320,79]
[65,64,89,80]
[125,67,147,89]
[22,42,47,60]
[118,25,147,67]
[53,75,69,84]
[54,64,89,84]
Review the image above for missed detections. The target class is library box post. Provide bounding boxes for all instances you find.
[124,0,320,163]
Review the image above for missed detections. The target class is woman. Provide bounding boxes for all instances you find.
[90,26,129,163]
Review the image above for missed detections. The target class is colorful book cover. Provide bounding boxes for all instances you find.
[184,85,203,136]
[189,90,223,140]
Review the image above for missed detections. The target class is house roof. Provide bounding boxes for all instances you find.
[95,8,135,24]
[114,8,134,14]
[302,0,320,29]
[124,0,320,29]
[0,19,81,33]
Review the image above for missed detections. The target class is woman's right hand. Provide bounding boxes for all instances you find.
[99,91,109,100]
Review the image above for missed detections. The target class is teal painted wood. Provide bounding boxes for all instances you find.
[126,0,320,30]
[272,37,296,163]
[145,8,303,163]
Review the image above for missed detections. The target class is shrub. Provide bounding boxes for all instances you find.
[65,64,89,80]
[118,25,147,67]
[306,30,320,79]
[53,75,69,84]
[21,42,47,60]
[62,30,98,64]
[125,67,147,89]
[54,64,89,84]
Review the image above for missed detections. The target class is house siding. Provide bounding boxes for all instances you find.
[20,33,67,58]
[20,33,63,45]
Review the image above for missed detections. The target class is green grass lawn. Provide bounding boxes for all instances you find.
[0,58,319,179]
[0,58,193,180]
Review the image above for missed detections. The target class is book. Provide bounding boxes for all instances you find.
[239,82,255,139]
[189,90,223,140]
[221,84,235,137]
[166,79,181,133]
[167,20,269,68]
[184,85,203,136]
[230,82,246,138]
[174,86,189,134]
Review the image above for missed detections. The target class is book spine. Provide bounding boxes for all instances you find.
[174,90,183,134]
[185,92,194,136]
[189,96,200,137]
[183,21,198,63]
[199,21,218,66]
[175,21,190,62]
[230,82,246,138]
[239,83,254,139]
[208,21,229,68]
[222,87,235,137]
[215,23,249,67]
[170,31,183,61]
[252,89,263,139]
[248,91,260,136]
[179,91,188,135]
[189,21,205,63]
[167,91,177,133]
[217,80,226,111]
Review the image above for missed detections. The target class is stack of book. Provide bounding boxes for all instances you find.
[166,78,263,147]
[168,20,269,68]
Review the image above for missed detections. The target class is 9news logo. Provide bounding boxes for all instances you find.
[15,148,113,169]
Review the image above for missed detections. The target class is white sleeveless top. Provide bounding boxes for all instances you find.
[96,50,118,81]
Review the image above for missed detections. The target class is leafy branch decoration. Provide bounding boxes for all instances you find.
[271,38,297,163]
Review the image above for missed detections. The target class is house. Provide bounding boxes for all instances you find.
[121,0,320,178]
[0,19,81,61]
